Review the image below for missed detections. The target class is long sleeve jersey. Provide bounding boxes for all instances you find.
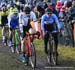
[41,13,61,31]
[8,14,19,28]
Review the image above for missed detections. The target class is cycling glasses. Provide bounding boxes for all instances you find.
[25,12,30,14]
[47,12,52,14]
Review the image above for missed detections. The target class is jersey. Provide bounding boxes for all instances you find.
[0,11,8,25]
[41,13,61,31]
[8,13,19,29]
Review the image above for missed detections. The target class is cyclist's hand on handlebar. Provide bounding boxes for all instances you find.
[16,26,19,29]
[26,32,29,35]
[42,30,47,39]
[58,29,61,33]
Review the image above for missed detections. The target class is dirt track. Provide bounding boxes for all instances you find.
[0,40,75,70]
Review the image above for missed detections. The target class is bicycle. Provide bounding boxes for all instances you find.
[11,28,21,53]
[24,31,40,68]
[47,30,58,65]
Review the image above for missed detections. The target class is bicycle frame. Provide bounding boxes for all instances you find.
[24,35,31,57]
[12,28,20,53]
[24,32,40,68]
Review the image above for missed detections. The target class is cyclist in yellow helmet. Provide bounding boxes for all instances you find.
[8,8,19,53]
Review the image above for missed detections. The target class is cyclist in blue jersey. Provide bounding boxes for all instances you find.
[8,8,19,52]
[41,8,61,56]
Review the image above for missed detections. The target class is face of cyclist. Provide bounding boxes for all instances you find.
[46,12,52,17]
[14,13,18,17]
[25,12,30,17]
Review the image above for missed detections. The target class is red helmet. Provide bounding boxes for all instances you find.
[56,1,61,9]
[48,5,53,9]
[60,6,65,12]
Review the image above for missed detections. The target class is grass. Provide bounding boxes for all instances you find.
[34,39,75,66]
[0,27,2,39]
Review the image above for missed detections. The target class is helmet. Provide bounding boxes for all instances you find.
[45,8,53,13]
[60,6,65,12]
[13,8,18,14]
[56,1,61,9]
[48,3,53,9]
[66,1,72,8]
[23,6,31,13]
[1,2,6,7]
[2,6,7,12]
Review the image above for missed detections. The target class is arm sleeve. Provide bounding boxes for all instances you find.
[19,13,22,24]
[8,14,11,28]
[30,11,37,21]
[41,15,45,31]
[53,14,61,30]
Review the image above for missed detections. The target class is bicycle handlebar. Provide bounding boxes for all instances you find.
[26,31,40,39]
[45,30,59,34]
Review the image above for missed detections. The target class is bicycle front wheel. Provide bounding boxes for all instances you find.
[29,43,36,68]
[51,39,58,65]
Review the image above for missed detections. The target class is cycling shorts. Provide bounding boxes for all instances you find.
[44,24,57,31]
[1,16,8,27]
[23,25,32,38]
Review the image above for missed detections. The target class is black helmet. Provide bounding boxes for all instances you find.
[66,1,72,8]
[23,6,31,14]
[2,6,7,12]
[45,8,53,13]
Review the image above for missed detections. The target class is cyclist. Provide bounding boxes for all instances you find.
[41,8,61,63]
[0,4,8,44]
[8,8,19,53]
[19,6,36,64]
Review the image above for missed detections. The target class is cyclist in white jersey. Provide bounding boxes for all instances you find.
[19,6,37,64]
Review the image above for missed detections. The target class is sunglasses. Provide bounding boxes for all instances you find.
[26,12,30,14]
[14,13,18,15]
[47,12,52,14]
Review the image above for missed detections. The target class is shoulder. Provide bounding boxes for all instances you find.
[30,11,36,16]
[51,14,58,19]
[51,14,57,17]
[19,13,28,19]
[19,12,24,16]
[19,12,25,18]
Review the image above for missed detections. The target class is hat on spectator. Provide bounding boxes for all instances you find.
[56,1,62,9]
[60,6,65,12]
[48,3,53,9]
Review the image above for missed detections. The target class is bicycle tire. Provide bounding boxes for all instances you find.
[15,29,21,53]
[51,39,58,65]
[48,41,52,64]
[48,34,58,65]
[12,29,16,53]
[12,29,20,53]
[29,43,36,68]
